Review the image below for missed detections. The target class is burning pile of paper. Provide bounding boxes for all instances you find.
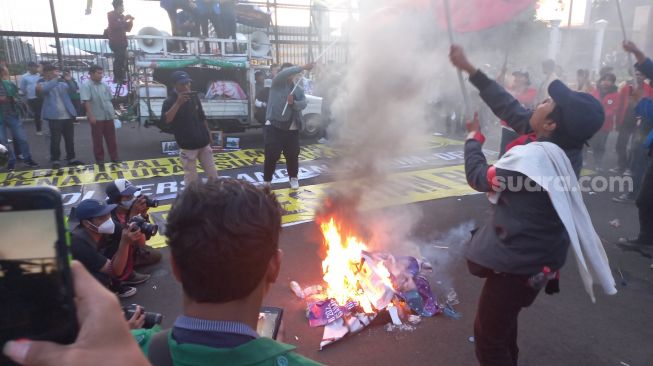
[290,217,442,349]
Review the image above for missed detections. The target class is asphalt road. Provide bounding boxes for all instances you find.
[3,119,652,366]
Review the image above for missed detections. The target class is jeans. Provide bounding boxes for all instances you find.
[91,120,118,162]
[109,42,127,82]
[474,275,540,366]
[27,98,43,132]
[179,144,218,185]
[0,114,32,163]
[48,119,75,162]
[263,125,300,182]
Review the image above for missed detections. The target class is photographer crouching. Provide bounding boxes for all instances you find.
[105,179,162,276]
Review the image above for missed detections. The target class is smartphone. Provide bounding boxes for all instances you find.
[0,187,78,363]
[257,306,283,339]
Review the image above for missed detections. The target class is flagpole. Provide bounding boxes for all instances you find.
[442,0,470,120]
[615,0,636,84]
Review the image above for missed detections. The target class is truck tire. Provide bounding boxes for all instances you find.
[301,114,323,138]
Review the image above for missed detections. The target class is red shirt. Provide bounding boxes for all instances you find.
[107,11,133,46]
[591,88,621,132]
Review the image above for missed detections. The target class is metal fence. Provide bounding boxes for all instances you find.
[0,0,355,77]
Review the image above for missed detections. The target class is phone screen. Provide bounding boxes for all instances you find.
[257,307,283,339]
[0,188,77,351]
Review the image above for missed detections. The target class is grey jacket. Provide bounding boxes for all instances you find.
[265,66,307,130]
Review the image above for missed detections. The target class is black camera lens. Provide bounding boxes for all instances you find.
[123,304,163,329]
[128,215,159,240]
[144,196,158,208]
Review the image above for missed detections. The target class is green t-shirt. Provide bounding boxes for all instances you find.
[133,328,324,366]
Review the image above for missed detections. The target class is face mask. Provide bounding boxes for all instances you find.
[120,198,135,209]
[90,217,115,234]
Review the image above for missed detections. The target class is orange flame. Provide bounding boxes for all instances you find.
[320,218,394,313]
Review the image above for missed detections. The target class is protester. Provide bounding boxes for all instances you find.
[37,64,83,169]
[71,199,145,298]
[2,261,152,366]
[576,68,595,94]
[612,70,653,177]
[19,61,44,135]
[215,0,238,52]
[622,40,653,247]
[133,178,322,365]
[450,44,616,366]
[537,59,558,102]
[255,78,271,125]
[81,65,120,164]
[263,62,313,189]
[64,70,82,119]
[105,178,162,271]
[161,70,218,184]
[254,70,266,96]
[107,0,134,82]
[589,72,620,172]
[0,65,39,171]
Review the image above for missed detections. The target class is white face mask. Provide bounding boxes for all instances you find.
[120,198,135,209]
[91,217,115,234]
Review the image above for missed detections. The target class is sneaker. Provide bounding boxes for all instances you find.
[51,161,61,169]
[7,162,15,171]
[111,159,121,164]
[36,131,43,136]
[116,285,137,298]
[24,159,39,167]
[122,271,151,286]
[317,138,328,144]
[608,167,623,174]
[67,159,84,166]
[289,177,299,189]
[623,237,653,247]
[612,193,635,204]
[134,246,162,268]
[624,169,632,176]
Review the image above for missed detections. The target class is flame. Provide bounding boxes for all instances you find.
[320,218,393,314]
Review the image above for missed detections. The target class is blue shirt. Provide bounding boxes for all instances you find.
[38,78,77,120]
[19,72,41,99]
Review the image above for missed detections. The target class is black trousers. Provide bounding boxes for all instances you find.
[636,158,653,243]
[474,275,540,366]
[27,98,43,132]
[109,42,127,82]
[48,119,75,162]
[263,125,299,182]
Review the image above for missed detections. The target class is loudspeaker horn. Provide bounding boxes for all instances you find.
[249,31,271,57]
[137,27,164,53]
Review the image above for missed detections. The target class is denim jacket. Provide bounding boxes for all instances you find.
[38,78,77,120]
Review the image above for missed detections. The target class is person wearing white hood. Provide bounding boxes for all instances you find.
[450,45,617,366]
[71,199,144,298]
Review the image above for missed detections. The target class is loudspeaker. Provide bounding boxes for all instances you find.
[137,27,165,53]
[249,31,271,57]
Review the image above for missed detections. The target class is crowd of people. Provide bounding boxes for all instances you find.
[1,32,653,365]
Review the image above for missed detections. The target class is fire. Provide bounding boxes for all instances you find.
[320,218,394,314]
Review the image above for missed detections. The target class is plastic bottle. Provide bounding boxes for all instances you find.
[289,281,304,298]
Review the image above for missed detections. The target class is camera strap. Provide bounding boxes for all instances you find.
[148,329,173,366]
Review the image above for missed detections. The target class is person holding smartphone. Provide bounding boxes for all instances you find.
[161,70,219,184]
[71,199,144,298]
[133,179,322,365]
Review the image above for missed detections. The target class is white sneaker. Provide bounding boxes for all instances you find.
[317,138,328,144]
[289,177,299,189]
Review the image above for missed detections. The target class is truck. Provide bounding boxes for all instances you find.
[128,32,324,137]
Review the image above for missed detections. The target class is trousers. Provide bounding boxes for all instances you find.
[91,120,118,162]
[263,125,300,182]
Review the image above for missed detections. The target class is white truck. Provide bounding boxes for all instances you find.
[130,32,324,137]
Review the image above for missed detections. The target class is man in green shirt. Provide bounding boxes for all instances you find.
[133,179,322,366]
[80,65,119,164]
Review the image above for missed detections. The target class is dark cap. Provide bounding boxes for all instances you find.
[171,70,192,85]
[75,199,116,220]
[27,61,38,67]
[105,179,141,204]
[548,80,604,144]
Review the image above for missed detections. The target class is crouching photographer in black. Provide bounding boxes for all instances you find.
[105,179,162,289]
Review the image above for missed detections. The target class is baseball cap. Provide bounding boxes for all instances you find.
[171,70,192,85]
[75,199,116,220]
[106,179,141,203]
[548,80,604,144]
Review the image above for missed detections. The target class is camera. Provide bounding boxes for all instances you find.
[128,214,158,239]
[123,304,163,329]
[142,195,159,208]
